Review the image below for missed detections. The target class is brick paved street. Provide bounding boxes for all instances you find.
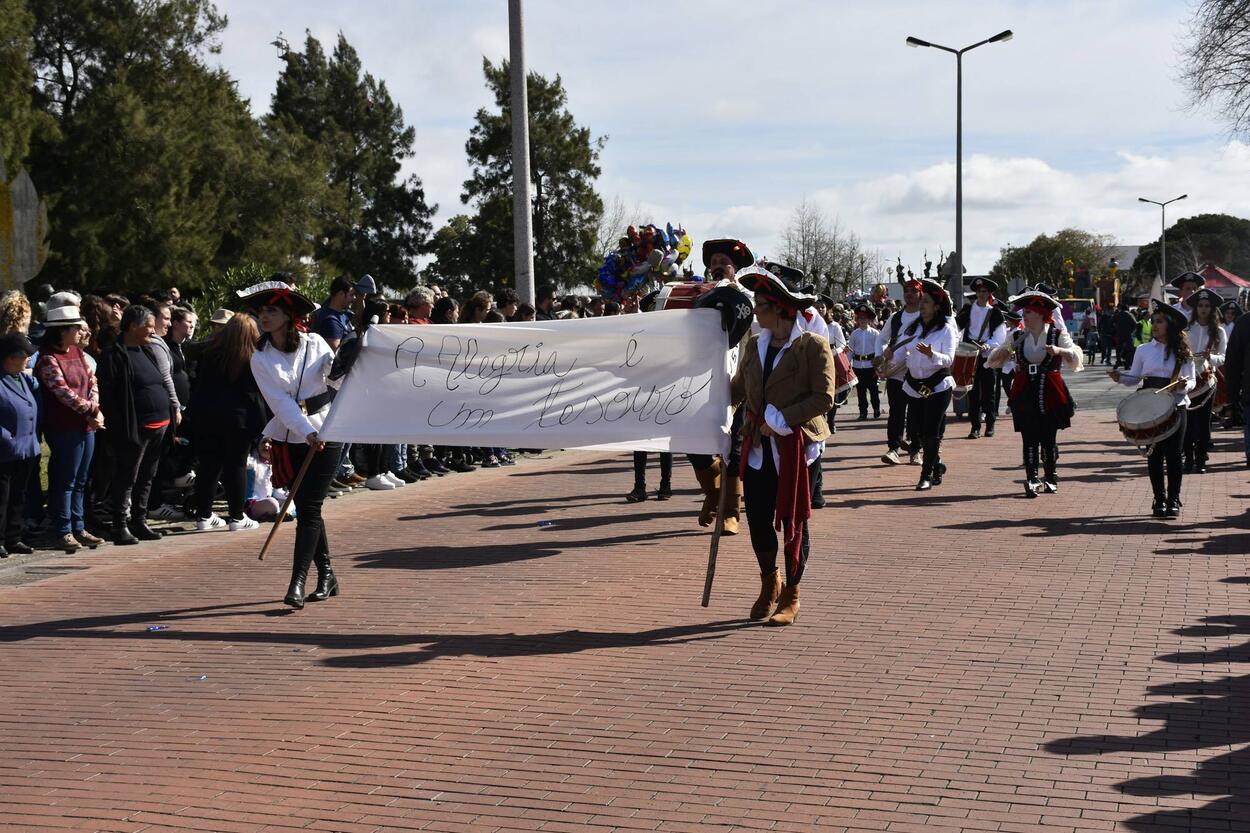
[1,405,1248,832]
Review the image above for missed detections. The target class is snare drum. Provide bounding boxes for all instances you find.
[1116,389,1182,453]
[834,351,857,395]
[1214,367,1228,410]
[655,281,713,310]
[951,342,981,391]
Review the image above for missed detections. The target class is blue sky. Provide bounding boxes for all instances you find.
[212,0,1248,276]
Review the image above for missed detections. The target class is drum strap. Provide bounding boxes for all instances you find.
[905,368,952,397]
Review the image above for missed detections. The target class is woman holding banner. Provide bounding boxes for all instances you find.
[243,280,343,609]
[730,267,836,626]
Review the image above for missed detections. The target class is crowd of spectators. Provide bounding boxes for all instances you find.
[0,276,648,558]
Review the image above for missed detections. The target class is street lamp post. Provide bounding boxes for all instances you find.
[906,29,1013,308]
[1137,194,1187,288]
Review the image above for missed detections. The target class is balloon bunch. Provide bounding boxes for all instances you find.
[596,223,693,300]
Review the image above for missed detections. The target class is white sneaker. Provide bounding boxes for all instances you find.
[195,514,227,531]
[383,472,406,487]
[150,503,189,521]
[365,475,395,490]
[227,516,259,531]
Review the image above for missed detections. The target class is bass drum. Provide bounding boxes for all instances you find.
[656,281,714,310]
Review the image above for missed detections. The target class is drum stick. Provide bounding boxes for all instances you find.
[258,448,318,561]
[702,454,732,607]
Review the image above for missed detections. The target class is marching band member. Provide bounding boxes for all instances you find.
[850,305,881,419]
[1221,301,1241,341]
[243,279,352,609]
[876,279,923,464]
[903,279,960,491]
[687,238,755,535]
[987,291,1082,497]
[1171,271,1204,306]
[731,267,836,626]
[1110,300,1196,518]
[955,277,1007,438]
[1181,288,1227,473]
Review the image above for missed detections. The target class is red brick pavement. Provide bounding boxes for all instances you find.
[1,413,1248,833]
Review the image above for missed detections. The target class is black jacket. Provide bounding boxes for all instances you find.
[955,303,1004,343]
[188,354,268,437]
[98,342,172,448]
[1226,312,1250,408]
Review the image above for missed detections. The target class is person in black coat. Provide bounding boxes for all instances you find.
[1225,310,1250,467]
[0,334,39,557]
[97,306,175,545]
[189,313,268,530]
[1113,303,1139,370]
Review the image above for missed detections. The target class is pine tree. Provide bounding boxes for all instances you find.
[453,58,605,292]
[270,32,435,285]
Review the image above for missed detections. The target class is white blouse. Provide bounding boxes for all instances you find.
[1186,321,1228,369]
[875,309,921,381]
[251,332,338,443]
[901,319,960,398]
[1116,339,1197,407]
[964,302,1008,350]
[849,327,880,368]
[987,324,1083,373]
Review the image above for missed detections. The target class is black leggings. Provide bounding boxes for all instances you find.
[854,367,880,415]
[742,448,811,586]
[194,429,252,520]
[1183,395,1213,463]
[967,358,999,427]
[885,378,912,451]
[632,451,672,487]
[112,426,167,524]
[906,387,952,475]
[1148,409,1187,500]
[283,441,342,572]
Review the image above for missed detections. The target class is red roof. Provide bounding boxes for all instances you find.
[1199,263,1250,288]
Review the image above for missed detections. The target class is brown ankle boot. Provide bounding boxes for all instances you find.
[720,473,742,535]
[749,568,782,620]
[693,459,722,527]
[768,584,800,626]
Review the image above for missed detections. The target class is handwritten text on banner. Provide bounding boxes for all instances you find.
[319,310,733,454]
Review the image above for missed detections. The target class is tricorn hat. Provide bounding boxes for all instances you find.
[1170,271,1205,290]
[701,238,754,270]
[735,265,818,315]
[236,279,316,317]
[759,260,806,291]
[968,276,998,293]
[1008,290,1060,312]
[1151,298,1190,330]
[1183,287,1220,309]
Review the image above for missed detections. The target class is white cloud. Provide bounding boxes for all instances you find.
[209,0,1246,281]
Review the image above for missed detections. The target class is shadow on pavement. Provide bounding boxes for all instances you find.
[319,619,755,668]
[353,528,703,571]
[1044,608,1250,830]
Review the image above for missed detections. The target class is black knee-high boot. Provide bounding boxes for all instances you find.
[1166,467,1183,518]
[1041,445,1058,493]
[1022,443,1039,498]
[284,527,318,609]
[307,552,339,602]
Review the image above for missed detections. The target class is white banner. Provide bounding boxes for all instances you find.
[319,309,732,454]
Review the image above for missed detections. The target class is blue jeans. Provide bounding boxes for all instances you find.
[46,431,95,534]
[389,443,407,474]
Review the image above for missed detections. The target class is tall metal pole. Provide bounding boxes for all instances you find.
[906,30,1011,310]
[508,0,535,305]
[1159,204,1166,286]
[953,52,963,308]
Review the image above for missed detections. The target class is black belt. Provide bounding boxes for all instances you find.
[301,390,334,414]
[1141,376,1171,391]
[905,369,951,397]
[853,353,874,362]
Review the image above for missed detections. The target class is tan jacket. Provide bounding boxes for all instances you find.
[731,330,837,447]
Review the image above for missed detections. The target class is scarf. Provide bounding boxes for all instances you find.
[740,411,811,578]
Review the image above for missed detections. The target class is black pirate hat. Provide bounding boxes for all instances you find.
[701,238,754,270]
[236,278,317,317]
